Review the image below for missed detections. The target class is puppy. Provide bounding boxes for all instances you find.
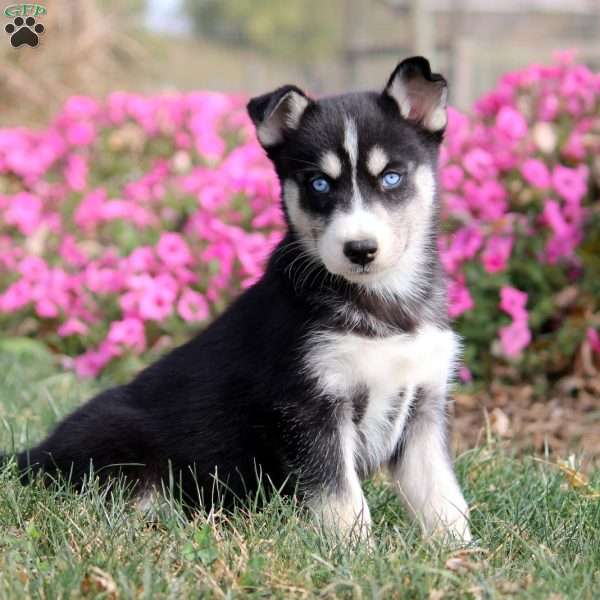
[7,57,471,543]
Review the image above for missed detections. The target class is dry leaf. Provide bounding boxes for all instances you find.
[490,408,511,438]
[498,580,521,593]
[445,548,488,574]
[445,556,472,573]
[89,566,117,597]
[556,456,600,499]
[558,460,588,488]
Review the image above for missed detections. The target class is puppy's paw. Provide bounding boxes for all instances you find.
[310,493,373,547]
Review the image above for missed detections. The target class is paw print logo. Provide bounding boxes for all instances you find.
[5,16,44,48]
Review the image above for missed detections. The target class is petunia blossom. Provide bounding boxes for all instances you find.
[499,319,532,358]
[499,287,528,321]
[177,288,209,322]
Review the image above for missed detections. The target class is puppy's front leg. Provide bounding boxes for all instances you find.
[389,394,471,543]
[307,424,371,543]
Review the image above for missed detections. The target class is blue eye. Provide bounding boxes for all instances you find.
[381,171,403,190]
[310,177,330,194]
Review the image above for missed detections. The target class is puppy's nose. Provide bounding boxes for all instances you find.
[343,239,378,266]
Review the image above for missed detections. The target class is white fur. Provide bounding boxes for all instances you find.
[317,201,392,278]
[283,179,313,240]
[257,91,309,146]
[424,88,448,131]
[320,151,342,179]
[305,323,470,542]
[357,383,417,476]
[306,324,458,401]
[390,418,471,542]
[305,324,467,540]
[343,115,364,208]
[343,116,359,175]
[388,77,412,119]
[366,145,389,177]
[425,106,448,132]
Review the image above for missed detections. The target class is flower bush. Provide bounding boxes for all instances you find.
[1,52,599,385]
[441,51,600,384]
[0,92,284,377]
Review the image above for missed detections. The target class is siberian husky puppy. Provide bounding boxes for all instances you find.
[8,57,471,543]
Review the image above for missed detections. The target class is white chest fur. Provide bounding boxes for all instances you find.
[305,324,459,475]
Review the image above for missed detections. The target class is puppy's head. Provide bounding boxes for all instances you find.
[247,57,447,296]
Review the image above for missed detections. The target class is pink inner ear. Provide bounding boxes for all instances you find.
[406,78,445,124]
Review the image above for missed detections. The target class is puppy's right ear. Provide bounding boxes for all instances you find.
[247,85,311,148]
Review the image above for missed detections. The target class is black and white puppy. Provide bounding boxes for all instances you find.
[9,57,471,543]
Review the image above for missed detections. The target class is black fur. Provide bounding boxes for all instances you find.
[6,56,450,515]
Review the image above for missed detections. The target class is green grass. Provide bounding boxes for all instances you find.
[0,343,598,599]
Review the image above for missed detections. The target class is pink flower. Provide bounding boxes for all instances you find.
[563,131,586,161]
[448,279,474,318]
[75,188,106,229]
[59,236,87,267]
[442,193,470,217]
[64,154,88,191]
[482,236,513,274]
[463,148,496,181]
[0,280,32,312]
[495,106,528,141]
[107,318,146,352]
[543,201,570,237]
[74,345,114,378]
[18,256,48,280]
[499,286,528,321]
[74,351,104,378]
[538,93,559,121]
[35,298,59,318]
[587,328,600,355]
[499,320,532,358]
[440,165,464,191]
[4,192,43,235]
[58,318,89,337]
[552,164,588,205]
[521,159,550,189]
[177,289,209,322]
[156,232,192,268]
[66,121,96,146]
[128,247,156,273]
[139,284,175,321]
[458,366,472,383]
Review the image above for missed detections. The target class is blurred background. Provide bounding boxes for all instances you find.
[1,1,599,462]
[2,0,600,126]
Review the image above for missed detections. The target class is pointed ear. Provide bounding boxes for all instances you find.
[384,56,448,132]
[247,85,311,147]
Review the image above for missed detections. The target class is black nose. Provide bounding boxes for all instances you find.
[343,239,378,266]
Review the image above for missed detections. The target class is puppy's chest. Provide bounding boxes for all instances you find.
[305,324,458,474]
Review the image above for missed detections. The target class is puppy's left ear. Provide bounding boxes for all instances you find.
[384,56,448,133]
[247,85,311,148]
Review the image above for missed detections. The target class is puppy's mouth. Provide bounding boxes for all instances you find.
[348,265,374,275]
[339,264,389,284]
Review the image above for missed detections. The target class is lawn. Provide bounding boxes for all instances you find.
[0,344,598,599]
